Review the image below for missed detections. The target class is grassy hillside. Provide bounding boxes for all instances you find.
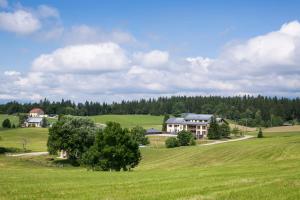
[88,114,164,129]
[0,127,300,199]
[0,114,19,128]
[0,128,48,152]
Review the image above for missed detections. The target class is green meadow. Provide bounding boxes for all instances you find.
[88,114,164,129]
[0,114,300,199]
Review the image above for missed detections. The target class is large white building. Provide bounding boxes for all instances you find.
[25,108,46,127]
[166,113,214,139]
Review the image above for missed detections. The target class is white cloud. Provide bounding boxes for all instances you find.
[32,42,130,73]
[37,5,59,18]
[2,21,300,102]
[64,25,137,45]
[4,70,21,76]
[133,50,169,68]
[0,0,8,8]
[0,10,41,34]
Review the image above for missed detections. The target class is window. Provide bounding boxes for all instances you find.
[202,131,206,135]
[168,125,172,127]
[197,126,200,129]
[202,126,206,130]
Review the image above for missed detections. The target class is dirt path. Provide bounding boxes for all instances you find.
[201,135,254,146]
[6,152,49,157]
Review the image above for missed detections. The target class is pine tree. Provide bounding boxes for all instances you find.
[257,128,263,138]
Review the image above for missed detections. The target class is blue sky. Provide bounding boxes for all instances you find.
[0,0,300,102]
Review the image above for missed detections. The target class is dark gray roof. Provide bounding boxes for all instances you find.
[146,128,162,133]
[184,114,213,121]
[182,121,208,125]
[27,117,43,123]
[166,117,185,124]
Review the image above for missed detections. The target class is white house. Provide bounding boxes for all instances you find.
[166,113,214,139]
[25,117,43,127]
[25,108,46,127]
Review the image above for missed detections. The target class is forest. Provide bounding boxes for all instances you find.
[0,95,299,127]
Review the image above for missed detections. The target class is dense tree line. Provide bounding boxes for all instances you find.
[1,95,300,127]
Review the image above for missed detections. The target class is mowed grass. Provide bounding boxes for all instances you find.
[1,127,300,199]
[0,114,19,128]
[88,114,164,129]
[0,128,48,152]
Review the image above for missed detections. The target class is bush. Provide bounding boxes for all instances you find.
[2,118,11,128]
[42,117,48,128]
[231,127,241,137]
[177,131,195,146]
[130,126,149,145]
[257,128,263,138]
[165,137,179,148]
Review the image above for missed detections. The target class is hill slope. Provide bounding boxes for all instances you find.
[0,129,300,199]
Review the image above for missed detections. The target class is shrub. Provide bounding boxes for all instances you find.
[42,117,48,128]
[231,127,241,137]
[257,128,263,138]
[177,130,195,146]
[130,126,149,145]
[219,123,230,137]
[2,119,11,128]
[165,137,179,148]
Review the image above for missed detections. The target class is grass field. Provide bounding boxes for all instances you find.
[0,128,48,152]
[88,114,164,129]
[0,114,19,128]
[1,116,300,199]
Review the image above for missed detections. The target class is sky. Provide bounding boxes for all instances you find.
[0,0,300,102]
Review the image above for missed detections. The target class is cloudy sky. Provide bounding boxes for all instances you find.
[0,0,300,102]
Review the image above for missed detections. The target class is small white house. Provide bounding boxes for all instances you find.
[25,117,43,127]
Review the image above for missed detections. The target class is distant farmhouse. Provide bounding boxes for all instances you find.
[166,113,224,139]
[25,108,47,127]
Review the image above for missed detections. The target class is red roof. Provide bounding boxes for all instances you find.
[29,108,44,114]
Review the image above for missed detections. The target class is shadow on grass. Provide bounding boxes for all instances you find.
[0,147,24,154]
[52,158,80,167]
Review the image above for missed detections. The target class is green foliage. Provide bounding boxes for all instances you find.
[219,123,231,137]
[207,117,221,139]
[162,114,170,131]
[42,117,48,128]
[81,122,141,171]
[231,127,241,137]
[47,116,97,160]
[12,124,16,128]
[130,126,149,145]
[177,130,195,146]
[165,137,179,148]
[18,113,28,126]
[257,128,264,138]
[2,118,11,128]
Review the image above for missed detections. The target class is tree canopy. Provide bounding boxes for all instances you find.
[1,95,300,127]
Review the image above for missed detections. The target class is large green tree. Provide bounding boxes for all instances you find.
[81,122,141,171]
[162,114,170,131]
[207,117,221,139]
[47,116,97,161]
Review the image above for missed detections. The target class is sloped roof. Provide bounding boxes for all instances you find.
[27,117,43,123]
[166,117,185,124]
[29,108,44,114]
[146,128,162,134]
[184,114,213,121]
